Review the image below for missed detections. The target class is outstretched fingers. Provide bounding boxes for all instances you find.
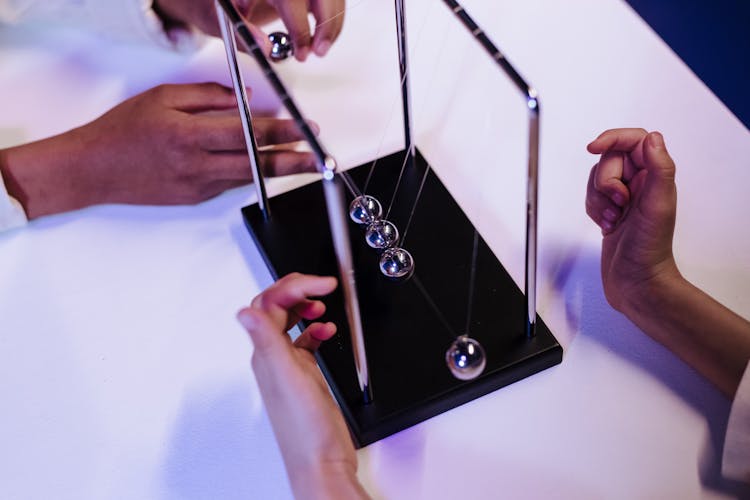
[164,82,240,113]
[240,273,338,354]
[201,149,318,182]
[196,114,319,152]
[251,273,337,326]
[294,321,338,352]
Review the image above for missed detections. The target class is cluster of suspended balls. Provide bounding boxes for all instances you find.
[349,195,415,280]
[271,35,485,381]
[350,195,485,380]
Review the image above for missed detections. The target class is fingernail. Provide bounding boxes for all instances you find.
[315,40,331,56]
[603,208,618,222]
[296,46,309,61]
[601,220,613,233]
[308,120,320,135]
[612,192,625,206]
[649,132,665,149]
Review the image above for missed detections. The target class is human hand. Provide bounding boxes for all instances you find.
[256,0,346,60]
[154,0,345,61]
[152,0,268,52]
[0,83,318,219]
[585,128,680,312]
[237,273,369,499]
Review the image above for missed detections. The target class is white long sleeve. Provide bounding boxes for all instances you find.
[0,0,199,51]
[723,361,750,482]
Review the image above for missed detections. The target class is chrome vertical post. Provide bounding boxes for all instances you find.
[216,2,270,219]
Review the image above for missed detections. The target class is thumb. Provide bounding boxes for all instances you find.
[640,131,676,202]
[237,307,289,355]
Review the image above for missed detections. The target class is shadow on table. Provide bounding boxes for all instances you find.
[161,380,294,500]
[546,243,750,497]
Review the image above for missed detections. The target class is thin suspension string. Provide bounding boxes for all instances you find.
[391,16,453,242]
[316,1,482,343]
[339,170,361,198]
[384,145,412,219]
[397,15,482,341]
[313,0,370,30]
[316,1,482,345]
[412,275,457,340]
[464,230,479,335]
[362,67,409,194]
[396,160,428,247]
[347,0,434,206]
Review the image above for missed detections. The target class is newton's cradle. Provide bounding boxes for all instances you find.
[215,0,562,447]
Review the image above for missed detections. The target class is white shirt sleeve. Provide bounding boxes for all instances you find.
[723,360,750,482]
[0,168,28,232]
[0,0,201,51]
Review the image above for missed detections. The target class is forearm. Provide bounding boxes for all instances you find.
[290,462,370,500]
[623,272,750,398]
[0,129,95,219]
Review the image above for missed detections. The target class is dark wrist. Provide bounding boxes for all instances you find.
[1,131,93,219]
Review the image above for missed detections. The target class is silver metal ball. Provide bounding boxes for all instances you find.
[349,195,383,225]
[445,335,486,380]
[365,220,399,249]
[268,32,294,61]
[378,247,414,279]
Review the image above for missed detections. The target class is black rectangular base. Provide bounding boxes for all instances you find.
[242,149,562,448]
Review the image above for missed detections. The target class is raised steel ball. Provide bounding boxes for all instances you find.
[365,220,399,249]
[349,195,383,225]
[379,247,414,279]
[445,335,486,380]
[268,32,294,61]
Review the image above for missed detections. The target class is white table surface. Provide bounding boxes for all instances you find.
[1,1,749,498]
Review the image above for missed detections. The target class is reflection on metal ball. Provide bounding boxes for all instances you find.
[268,32,294,61]
[349,195,383,225]
[445,335,486,380]
[379,247,414,279]
[365,220,399,249]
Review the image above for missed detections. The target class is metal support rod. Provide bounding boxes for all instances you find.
[394,0,416,172]
[322,168,373,403]
[525,105,539,338]
[442,0,540,337]
[215,0,373,401]
[216,2,269,219]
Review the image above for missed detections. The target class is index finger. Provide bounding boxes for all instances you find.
[196,115,319,151]
[593,151,629,207]
[273,0,313,61]
[251,273,338,330]
[587,128,649,165]
[310,0,346,56]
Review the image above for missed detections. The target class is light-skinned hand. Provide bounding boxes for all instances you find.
[585,128,750,401]
[237,273,369,500]
[585,128,679,312]
[154,0,345,61]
